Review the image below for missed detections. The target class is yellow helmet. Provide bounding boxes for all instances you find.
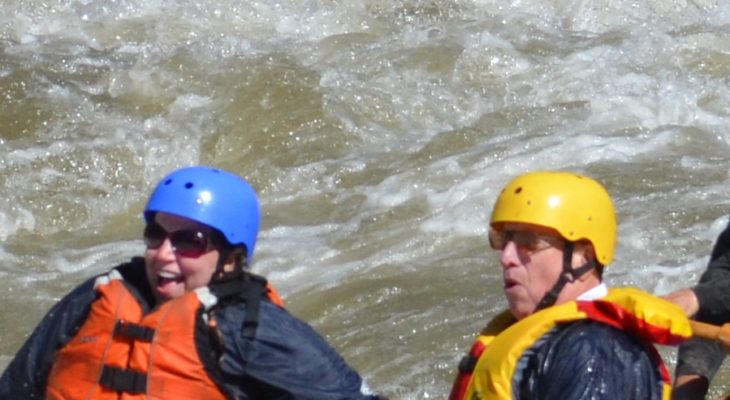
[490,171,617,266]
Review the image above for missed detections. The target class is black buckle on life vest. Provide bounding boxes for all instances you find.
[458,354,478,373]
[113,320,155,342]
[99,365,147,394]
[210,271,267,339]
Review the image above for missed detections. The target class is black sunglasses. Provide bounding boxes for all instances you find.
[488,228,563,253]
[143,222,213,258]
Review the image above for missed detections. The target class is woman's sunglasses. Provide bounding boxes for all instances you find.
[143,222,213,258]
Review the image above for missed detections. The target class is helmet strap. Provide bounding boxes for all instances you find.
[534,242,597,312]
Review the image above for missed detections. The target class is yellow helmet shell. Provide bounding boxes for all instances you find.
[490,171,617,266]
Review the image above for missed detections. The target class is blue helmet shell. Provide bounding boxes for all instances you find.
[144,166,260,262]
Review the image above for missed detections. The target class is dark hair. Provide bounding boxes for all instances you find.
[211,228,248,269]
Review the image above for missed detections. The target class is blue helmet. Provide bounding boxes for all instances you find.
[144,166,260,262]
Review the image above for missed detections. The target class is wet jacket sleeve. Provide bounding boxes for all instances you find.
[675,224,730,379]
[693,224,730,323]
[214,300,383,400]
[0,278,97,399]
[675,337,725,380]
[515,320,664,400]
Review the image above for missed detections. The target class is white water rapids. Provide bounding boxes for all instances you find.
[2,0,730,397]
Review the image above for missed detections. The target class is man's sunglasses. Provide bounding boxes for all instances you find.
[143,222,213,258]
[488,228,563,253]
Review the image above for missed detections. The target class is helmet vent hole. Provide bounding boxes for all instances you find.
[514,187,523,194]
[185,182,194,189]
[163,179,172,185]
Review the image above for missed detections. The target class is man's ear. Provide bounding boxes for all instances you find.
[572,242,597,275]
[574,241,595,259]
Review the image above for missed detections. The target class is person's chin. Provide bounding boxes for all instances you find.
[507,299,532,320]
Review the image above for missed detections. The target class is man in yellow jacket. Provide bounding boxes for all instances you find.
[449,171,692,400]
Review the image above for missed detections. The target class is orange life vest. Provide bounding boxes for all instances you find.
[449,288,692,400]
[46,269,283,400]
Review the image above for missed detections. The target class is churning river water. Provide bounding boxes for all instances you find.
[2,0,730,398]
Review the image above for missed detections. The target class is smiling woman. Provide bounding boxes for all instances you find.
[0,166,386,400]
[144,212,228,301]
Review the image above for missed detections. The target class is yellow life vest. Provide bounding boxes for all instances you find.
[449,287,692,400]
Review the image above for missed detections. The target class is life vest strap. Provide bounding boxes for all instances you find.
[449,339,488,400]
[114,320,155,342]
[241,277,265,338]
[99,365,147,394]
[457,354,478,373]
[210,271,268,339]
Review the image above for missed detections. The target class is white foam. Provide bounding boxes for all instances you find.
[4,0,730,397]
